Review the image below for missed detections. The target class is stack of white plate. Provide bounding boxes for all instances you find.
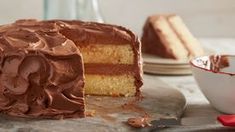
[143,53,192,75]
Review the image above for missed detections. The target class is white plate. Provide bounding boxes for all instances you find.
[143,48,215,65]
[143,48,214,75]
[143,53,189,65]
[144,64,192,75]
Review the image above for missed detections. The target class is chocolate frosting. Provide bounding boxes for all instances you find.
[208,55,229,72]
[192,55,231,77]
[0,21,85,119]
[197,55,229,73]
[0,19,143,118]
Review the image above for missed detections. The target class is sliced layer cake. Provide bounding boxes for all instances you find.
[0,19,143,119]
[141,14,204,60]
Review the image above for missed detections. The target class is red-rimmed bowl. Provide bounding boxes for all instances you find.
[190,55,235,114]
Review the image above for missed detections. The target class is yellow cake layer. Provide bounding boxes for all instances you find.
[84,74,136,96]
[167,15,204,57]
[152,16,189,59]
[80,44,134,64]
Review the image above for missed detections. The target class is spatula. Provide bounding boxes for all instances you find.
[151,115,235,128]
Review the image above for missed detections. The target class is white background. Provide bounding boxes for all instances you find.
[0,0,234,37]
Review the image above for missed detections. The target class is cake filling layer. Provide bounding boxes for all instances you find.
[80,44,134,64]
[84,74,136,96]
[84,64,137,75]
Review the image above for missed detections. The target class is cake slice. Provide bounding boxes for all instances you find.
[141,14,204,60]
[0,21,85,119]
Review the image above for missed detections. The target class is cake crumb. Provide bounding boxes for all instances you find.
[85,110,96,117]
[127,116,151,128]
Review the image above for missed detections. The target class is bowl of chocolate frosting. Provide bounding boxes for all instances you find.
[190,55,235,114]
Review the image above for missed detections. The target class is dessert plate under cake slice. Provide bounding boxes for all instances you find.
[143,63,192,75]
[143,53,190,65]
[143,48,215,75]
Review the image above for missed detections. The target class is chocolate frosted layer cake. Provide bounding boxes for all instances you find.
[141,14,204,60]
[0,20,143,118]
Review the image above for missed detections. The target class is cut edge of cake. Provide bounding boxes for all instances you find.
[55,20,143,97]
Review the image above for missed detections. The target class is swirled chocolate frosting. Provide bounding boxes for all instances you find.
[0,20,85,119]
